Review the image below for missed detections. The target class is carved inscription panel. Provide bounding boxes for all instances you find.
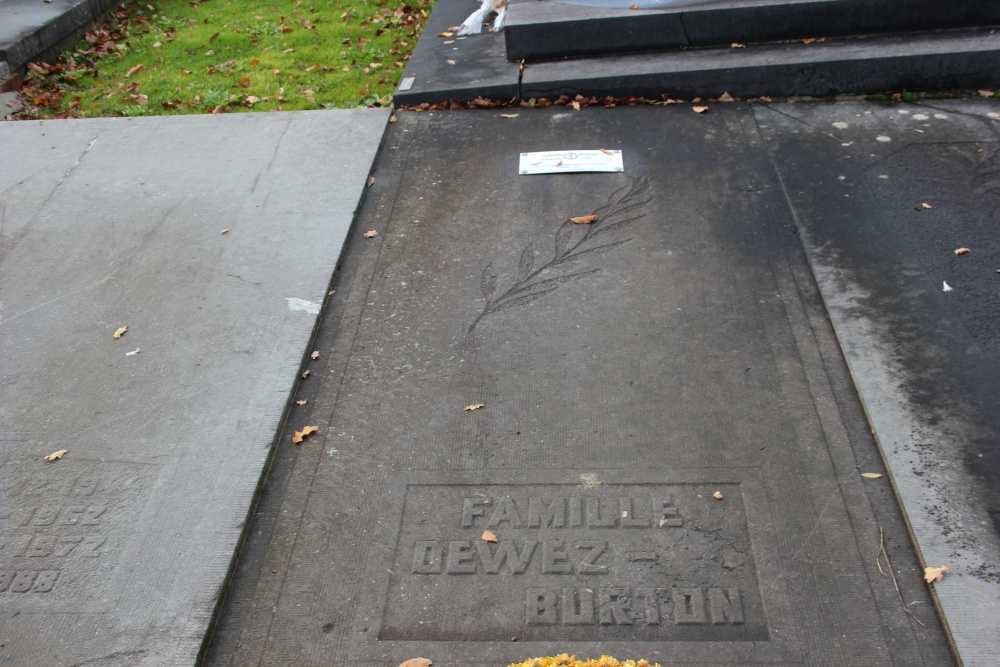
[381,484,766,641]
[0,459,150,600]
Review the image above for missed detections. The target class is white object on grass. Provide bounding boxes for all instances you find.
[456,0,507,35]
[519,149,624,175]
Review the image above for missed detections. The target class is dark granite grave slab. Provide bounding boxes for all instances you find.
[205,106,954,666]
[754,99,1000,666]
[0,109,388,666]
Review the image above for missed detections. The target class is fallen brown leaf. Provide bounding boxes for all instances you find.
[570,100,581,110]
[295,399,309,405]
[367,176,375,187]
[363,230,378,238]
[713,491,724,500]
[301,369,311,379]
[500,113,519,118]
[399,660,432,667]
[718,92,735,102]
[921,202,933,209]
[759,96,773,102]
[954,247,970,256]
[731,42,745,48]
[125,64,144,78]
[599,148,613,155]
[977,90,995,97]
[311,351,320,360]
[692,106,709,114]
[437,31,455,37]
[802,37,817,44]
[629,3,639,8]
[44,449,68,461]
[292,425,319,444]
[464,403,484,411]
[220,228,231,235]
[113,325,128,339]
[482,529,498,543]
[571,215,597,224]
[924,566,950,583]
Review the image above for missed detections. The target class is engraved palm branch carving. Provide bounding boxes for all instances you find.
[470,176,651,331]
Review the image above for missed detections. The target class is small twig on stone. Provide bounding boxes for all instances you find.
[878,527,925,627]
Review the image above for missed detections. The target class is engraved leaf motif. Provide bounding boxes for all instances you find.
[481,263,498,301]
[517,243,536,282]
[488,287,560,315]
[554,219,574,257]
[589,214,647,241]
[508,270,600,298]
[560,239,631,264]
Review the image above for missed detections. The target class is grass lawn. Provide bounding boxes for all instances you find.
[11,0,432,119]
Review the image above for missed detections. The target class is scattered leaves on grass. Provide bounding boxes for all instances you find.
[570,215,596,224]
[954,247,970,256]
[125,64,144,78]
[924,566,950,583]
[482,529,498,542]
[399,659,432,667]
[363,230,378,238]
[713,491,724,500]
[292,425,319,444]
[295,399,309,405]
[44,449,68,461]
[113,325,128,339]
[220,228,231,234]
[311,350,320,360]
[464,403,484,411]
[861,472,883,478]
[692,106,708,114]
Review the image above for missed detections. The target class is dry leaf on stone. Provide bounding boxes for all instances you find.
[295,399,309,405]
[367,176,375,187]
[713,491,724,500]
[464,403,484,411]
[44,449,68,461]
[861,472,882,478]
[718,92,735,102]
[292,425,319,444]
[437,31,455,37]
[921,202,933,209]
[924,566,950,583]
[311,351,320,360]
[389,114,398,123]
[629,4,639,8]
[500,113,519,118]
[399,659,432,667]
[113,325,128,339]
[802,37,817,44]
[954,247,970,256]
[301,370,311,379]
[570,215,597,224]
[599,148,613,155]
[571,100,581,110]
[363,230,378,238]
[977,90,995,97]
[731,42,745,48]
[482,529,498,543]
[220,228,231,234]
[692,106,709,114]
